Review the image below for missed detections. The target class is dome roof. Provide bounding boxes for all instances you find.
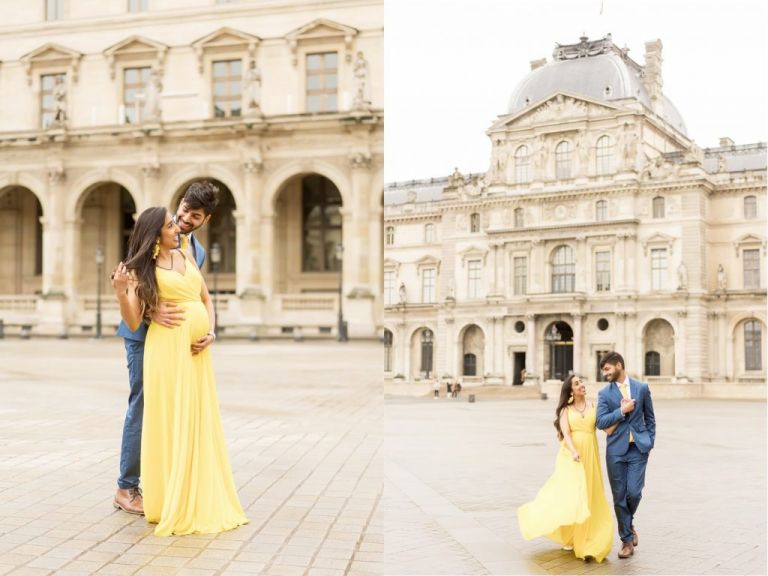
[508,37,687,135]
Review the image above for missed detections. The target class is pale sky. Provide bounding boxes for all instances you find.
[384,0,768,183]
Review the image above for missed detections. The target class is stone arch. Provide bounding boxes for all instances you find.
[458,323,485,378]
[66,168,141,218]
[160,164,242,211]
[0,185,45,294]
[543,320,574,381]
[409,325,437,380]
[261,159,352,215]
[0,173,48,216]
[642,318,675,377]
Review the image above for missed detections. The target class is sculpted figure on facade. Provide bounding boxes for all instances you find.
[532,136,547,179]
[677,262,688,291]
[143,69,162,123]
[352,51,370,111]
[489,142,507,182]
[449,166,464,188]
[51,76,67,126]
[576,131,590,174]
[619,123,639,170]
[717,264,727,291]
[398,282,407,304]
[244,60,263,116]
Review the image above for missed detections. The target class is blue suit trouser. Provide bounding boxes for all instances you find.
[118,339,144,489]
[606,443,649,543]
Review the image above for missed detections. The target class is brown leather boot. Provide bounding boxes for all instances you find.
[114,487,144,516]
[631,525,638,546]
[618,541,634,558]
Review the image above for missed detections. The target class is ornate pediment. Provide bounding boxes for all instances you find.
[734,234,766,256]
[285,19,358,65]
[415,255,441,275]
[20,43,82,84]
[459,246,488,266]
[103,36,168,79]
[191,28,261,73]
[642,232,676,255]
[491,92,621,131]
[383,257,401,272]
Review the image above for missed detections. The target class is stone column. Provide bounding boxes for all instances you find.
[625,233,637,291]
[675,311,687,381]
[575,235,587,292]
[572,313,583,375]
[238,160,266,327]
[141,163,161,208]
[708,311,720,379]
[529,240,543,293]
[37,167,68,335]
[615,233,627,292]
[718,312,728,380]
[526,313,538,384]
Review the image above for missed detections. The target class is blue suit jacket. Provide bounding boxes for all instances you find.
[116,234,206,341]
[596,377,656,456]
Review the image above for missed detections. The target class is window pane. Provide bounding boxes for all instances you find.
[213,62,227,77]
[307,54,322,70]
[307,95,320,112]
[307,75,321,90]
[326,74,337,89]
[325,52,338,67]
[231,60,242,75]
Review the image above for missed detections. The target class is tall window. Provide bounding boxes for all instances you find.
[306,52,338,112]
[422,268,436,303]
[514,256,527,295]
[420,329,434,377]
[384,270,395,305]
[302,175,342,272]
[596,135,613,175]
[514,207,524,228]
[40,73,65,129]
[652,196,665,218]
[555,141,572,179]
[596,350,610,382]
[424,223,435,243]
[595,200,607,221]
[463,353,477,376]
[514,145,530,183]
[128,0,148,12]
[384,329,393,372]
[212,59,242,118]
[551,245,575,293]
[385,226,394,246]
[744,195,757,219]
[745,320,762,371]
[743,249,760,289]
[467,260,482,298]
[123,67,150,124]
[46,0,63,20]
[645,351,661,376]
[470,213,480,233]
[595,251,611,292]
[35,202,43,275]
[651,248,667,290]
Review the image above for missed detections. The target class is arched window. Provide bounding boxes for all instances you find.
[595,199,607,222]
[596,135,613,175]
[551,245,575,293]
[514,207,524,228]
[302,175,342,272]
[744,195,757,219]
[745,320,762,371]
[384,329,393,372]
[514,145,530,183]
[645,351,661,376]
[555,141,572,179]
[652,196,665,219]
[420,329,434,377]
[463,353,477,376]
[470,212,480,233]
[385,226,394,246]
[424,223,435,243]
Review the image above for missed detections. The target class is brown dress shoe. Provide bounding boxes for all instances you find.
[631,525,638,546]
[114,487,144,516]
[618,541,634,559]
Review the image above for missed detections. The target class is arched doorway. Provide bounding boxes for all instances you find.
[384,328,393,372]
[544,321,574,380]
[410,327,435,380]
[643,319,675,377]
[0,186,43,295]
[171,178,237,293]
[460,324,485,378]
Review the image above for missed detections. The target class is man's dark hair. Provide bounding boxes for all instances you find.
[182,180,219,216]
[599,351,625,370]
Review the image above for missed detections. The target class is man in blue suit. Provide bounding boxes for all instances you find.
[113,181,219,515]
[596,351,656,559]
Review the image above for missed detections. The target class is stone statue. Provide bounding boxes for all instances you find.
[51,76,67,126]
[398,282,407,304]
[677,262,688,291]
[449,167,464,188]
[620,125,639,169]
[244,60,262,116]
[717,264,727,291]
[717,155,727,173]
[352,51,370,111]
[576,132,590,173]
[143,69,162,123]
[532,136,546,178]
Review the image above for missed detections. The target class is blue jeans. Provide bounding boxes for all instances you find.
[118,339,144,489]
[606,443,649,543]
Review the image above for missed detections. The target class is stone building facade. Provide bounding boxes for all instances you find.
[383,36,766,398]
[0,0,383,339]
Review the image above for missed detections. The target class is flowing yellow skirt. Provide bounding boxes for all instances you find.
[142,300,248,536]
[517,430,613,562]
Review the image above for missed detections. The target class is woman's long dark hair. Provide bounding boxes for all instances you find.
[123,207,167,321]
[553,374,578,441]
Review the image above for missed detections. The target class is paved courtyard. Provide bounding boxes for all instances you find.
[385,394,767,575]
[0,338,381,576]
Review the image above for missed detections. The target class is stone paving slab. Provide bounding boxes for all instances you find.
[385,396,767,575]
[0,339,381,576]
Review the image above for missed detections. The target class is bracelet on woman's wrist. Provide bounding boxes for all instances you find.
[207,331,216,341]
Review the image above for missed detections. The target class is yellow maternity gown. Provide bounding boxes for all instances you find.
[141,251,248,536]
[517,405,613,562]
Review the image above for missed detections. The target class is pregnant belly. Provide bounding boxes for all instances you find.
[178,300,209,342]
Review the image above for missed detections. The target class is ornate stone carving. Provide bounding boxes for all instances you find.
[141,162,160,178]
[349,152,372,169]
[244,60,263,117]
[677,262,688,291]
[242,157,263,174]
[553,34,613,60]
[717,264,727,291]
[448,166,464,188]
[47,165,65,183]
[352,51,371,111]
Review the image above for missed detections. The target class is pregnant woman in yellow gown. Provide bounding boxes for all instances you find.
[113,207,248,536]
[517,375,614,562]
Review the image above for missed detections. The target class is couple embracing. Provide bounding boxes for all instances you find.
[518,352,656,562]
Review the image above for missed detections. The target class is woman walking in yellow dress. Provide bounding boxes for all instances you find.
[112,206,248,536]
[517,375,614,562]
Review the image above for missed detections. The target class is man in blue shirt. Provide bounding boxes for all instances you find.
[113,181,219,515]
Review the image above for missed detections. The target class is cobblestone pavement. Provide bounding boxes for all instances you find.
[0,338,381,576]
[385,395,767,575]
